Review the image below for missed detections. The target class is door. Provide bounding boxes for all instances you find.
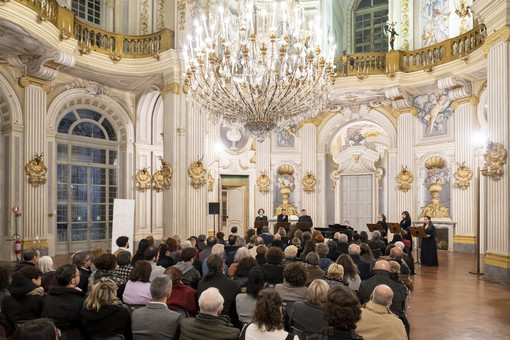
[220,175,249,235]
[341,174,373,233]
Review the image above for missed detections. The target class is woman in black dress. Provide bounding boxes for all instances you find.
[377,213,388,241]
[255,208,267,221]
[400,211,413,251]
[421,216,438,266]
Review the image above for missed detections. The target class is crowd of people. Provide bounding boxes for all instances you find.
[0,224,415,340]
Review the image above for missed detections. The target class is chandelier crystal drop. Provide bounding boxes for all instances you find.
[183,0,336,142]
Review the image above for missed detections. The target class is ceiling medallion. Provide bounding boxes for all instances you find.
[184,0,336,142]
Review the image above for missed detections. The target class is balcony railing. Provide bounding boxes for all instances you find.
[12,0,174,59]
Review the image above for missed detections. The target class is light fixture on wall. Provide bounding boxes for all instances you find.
[183,0,336,142]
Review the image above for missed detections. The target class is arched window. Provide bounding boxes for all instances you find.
[353,0,389,53]
[56,109,118,252]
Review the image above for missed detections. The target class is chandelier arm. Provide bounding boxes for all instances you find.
[267,60,301,114]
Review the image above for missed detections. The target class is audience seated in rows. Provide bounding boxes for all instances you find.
[336,254,361,291]
[348,244,371,280]
[228,246,250,278]
[114,250,133,282]
[123,260,152,305]
[165,267,197,317]
[324,263,349,288]
[282,245,299,266]
[175,247,201,288]
[263,247,285,286]
[235,267,265,324]
[290,279,329,337]
[232,256,258,288]
[304,253,325,285]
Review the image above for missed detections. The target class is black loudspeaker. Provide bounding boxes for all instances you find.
[209,202,220,215]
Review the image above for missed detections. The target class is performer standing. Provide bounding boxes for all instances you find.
[255,209,267,221]
[298,209,313,227]
[377,213,388,241]
[400,211,412,250]
[277,209,289,223]
[421,216,438,266]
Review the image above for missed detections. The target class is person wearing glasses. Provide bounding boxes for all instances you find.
[42,264,85,337]
[72,251,91,293]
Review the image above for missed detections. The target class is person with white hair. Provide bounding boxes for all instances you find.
[348,244,371,280]
[202,243,229,276]
[355,284,407,340]
[394,241,415,275]
[38,256,57,292]
[179,287,240,340]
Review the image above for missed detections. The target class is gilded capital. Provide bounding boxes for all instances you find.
[19,76,51,93]
[451,95,479,110]
[392,107,418,118]
[161,82,181,97]
[482,25,510,55]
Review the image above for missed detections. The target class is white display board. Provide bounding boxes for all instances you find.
[111,199,135,254]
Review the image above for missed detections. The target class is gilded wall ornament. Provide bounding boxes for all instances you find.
[208,171,214,192]
[25,153,47,188]
[153,157,173,192]
[302,172,317,194]
[396,166,413,192]
[188,157,207,189]
[256,172,270,194]
[481,142,507,182]
[454,162,473,190]
[136,168,152,192]
[330,170,339,190]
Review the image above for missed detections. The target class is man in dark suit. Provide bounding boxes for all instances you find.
[260,226,274,246]
[132,275,183,339]
[298,209,313,227]
[348,243,371,280]
[277,209,289,222]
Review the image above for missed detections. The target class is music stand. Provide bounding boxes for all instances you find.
[409,226,427,265]
[254,221,269,235]
[366,223,383,232]
[274,222,291,235]
[387,223,402,234]
[296,222,312,232]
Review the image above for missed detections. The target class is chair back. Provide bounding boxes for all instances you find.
[123,303,146,316]
[90,335,125,340]
[291,326,307,340]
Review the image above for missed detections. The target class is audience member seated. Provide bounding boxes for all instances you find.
[12,318,59,340]
[389,247,410,275]
[358,260,409,336]
[227,237,246,267]
[244,289,298,340]
[123,260,152,305]
[384,243,396,256]
[352,232,361,245]
[263,247,285,286]
[290,279,329,337]
[282,245,299,267]
[13,248,40,272]
[114,250,133,282]
[249,237,264,258]
[199,236,217,262]
[255,245,268,266]
[42,264,85,334]
[271,233,286,250]
[113,236,130,256]
[224,234,237,255]
[359,231,369,244]
[197,234,207,252]
[278,227,289,246]
[80,278,131,340]
[356,284,407,340]
[292,238,303,258]
[317,243,334,272]
[131,239,150,266]
[304,253,325,285]
[132,275,183,340]
[89,247,107,272]
[394,241,415,275]
[307,285,363,340]
[245,228,256,246]
[335,254,361,291]
[260,226,274,246]
[389,261,413,293]
[326,240,340,262]
[348,244,371,280]
[175,247,202,289]
[275,262,308,311]
[233,256,259,288]
[164,237,181,263]
[157,243,175,268]
[202,244,228,276]
[144,246,166,281]
[359,243,376,270]
[73,251,91,293]
[179,287,240,340]
[298,240,316,261]
[197,254,241,327]
[0,263,12,306]
[217,231,227,245]
[2,266,44,326]
[324,263,349,288]
[236,267,265,324]
[228,247,250,278]
[165,267,197,317]
[38,256,57,292]
[369,230,386,257]
[88,253,126,292]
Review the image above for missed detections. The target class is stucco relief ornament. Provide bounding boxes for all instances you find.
[135,168,152,192]
[208,171,214,192]
[453,162,473,190]
[481,142,507,182]
[396,166,413,192]
[302,172,317,194]
[153,157,173,192]
[188,157,207,189]
[330,170,339,190]
[25,153,47,188]
[256,172,270,194]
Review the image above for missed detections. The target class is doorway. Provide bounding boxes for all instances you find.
[220,175,249,236]
[340,174,374,233]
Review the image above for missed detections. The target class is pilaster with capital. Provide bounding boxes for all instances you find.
[301,123,317,223]
[255,139,272,217]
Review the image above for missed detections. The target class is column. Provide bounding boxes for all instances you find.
[301,123,318,224]
[20,77,50,254]
[451,96,479,253]
[255,139,272,217]
[483,25,510,282]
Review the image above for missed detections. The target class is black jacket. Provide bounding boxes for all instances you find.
[262,263,284,285]
[42,286,85,330]
[197,274,241,327]
[2,278,44,324]
[12,261,35,272]
[350,254,371,280]
[80,304,131,340]
[77,267,91,293]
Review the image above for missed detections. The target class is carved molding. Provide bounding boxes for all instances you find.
[453,162,473,190]
[19,76,51,93]
[162,82,181,97]
[157,0,165,30]
[188,157,207,189]
[208,171,214,192]
[25,153,47,188]
[451,95,479,110]
[385,86,413,110]
[26,50,75,81]
[401,0,410,50]
[481,142,507,182]
[375,167,384,189]
[302,172,317,194]
[438,76,473,100]
[392,107,418,119]
[178,0,186,31]
[482,25,510,55]
[256,172,271,194]
[136,168,152,192]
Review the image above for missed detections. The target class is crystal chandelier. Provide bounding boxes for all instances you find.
[183,0,336,141]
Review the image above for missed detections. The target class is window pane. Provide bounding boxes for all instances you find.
[72,122,106,139]
[57,184,68,201]
[109,169,118,186]
[76,109,102,121]
[71,146,106,164]
[91,204,106,222]
[109,150,118,165]
[71,204,88,222]
[91,223,106,240]
[71,185,88,202]
[91,167,106,185]
[71,224,88,241]
[58,112,77,134]
[57,144,68,160]
[91,186,106,203]
[57,223,68,242]
[57,204,68,223]
[109,187,117,204]
[71,166,88,184]
[102,119,117,141]
[57,164,69,184]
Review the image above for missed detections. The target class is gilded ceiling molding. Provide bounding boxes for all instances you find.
[401,0,410,51]
[451,95,479,110]
[161,82,181,97]
[477,81,487,98]
[482,25,510,55]
[392,107,418,119]
[19,76,51,93]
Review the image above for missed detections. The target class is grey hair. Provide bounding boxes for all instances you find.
[305,252,320,266]
[198,287,224,315]
[339,234,348,243]
[211,243,225,255]
[284,245,298,259]
[235,237,246,247]
[37,256,54,274]
[348,243,361,255]
[394,241,405,250]
[234,247,250,263]
[181,240,193,249]
[372,284,393,306]
[372,230,381,239]
[150,275,172,300]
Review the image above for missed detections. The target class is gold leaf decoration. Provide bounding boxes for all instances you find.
[188,157,207,189]
[153,157,173,192]
[396,166,413,192]
[454,162,473,190]
[330,170,339,190]
[256,172,270,194]
[481,142,507,182]
[25,153,47,188]
[208,171,214,192]
[135,168,152,192]
[302,172,317,194]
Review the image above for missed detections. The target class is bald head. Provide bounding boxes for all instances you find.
[371,284,393,307]
[256,237,264,245]
[373,260,390,272]
[390,247,403,260]
[348,243,361,255]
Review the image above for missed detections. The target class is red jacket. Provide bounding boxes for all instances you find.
[166,282,197,316]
